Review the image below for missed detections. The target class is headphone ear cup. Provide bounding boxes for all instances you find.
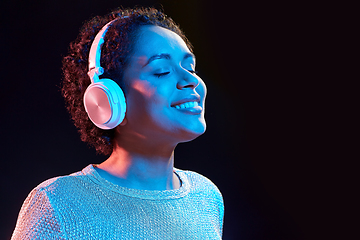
[83,78,126,130]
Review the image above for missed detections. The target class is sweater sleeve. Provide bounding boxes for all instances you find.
[11,187,67,240]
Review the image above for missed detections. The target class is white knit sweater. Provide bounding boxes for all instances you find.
[11,165,224,239]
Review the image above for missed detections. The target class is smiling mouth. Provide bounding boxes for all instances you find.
[171,100,203,114]
[173,101,199,109]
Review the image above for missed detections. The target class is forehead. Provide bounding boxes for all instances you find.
[133,25,191,59]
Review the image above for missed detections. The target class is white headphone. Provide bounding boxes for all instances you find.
[83,19,126,130]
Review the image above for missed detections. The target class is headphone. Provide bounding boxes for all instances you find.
[83,19,126,130]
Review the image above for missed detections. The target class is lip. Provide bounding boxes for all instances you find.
[173,105,203,115]
[170,95,203,115]
[170,95,201,108]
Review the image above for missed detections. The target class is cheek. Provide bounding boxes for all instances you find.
[132,80,156,98]
[127,81,155,117]
[126,79,171,117]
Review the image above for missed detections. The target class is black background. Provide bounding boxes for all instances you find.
[0,0,350,239]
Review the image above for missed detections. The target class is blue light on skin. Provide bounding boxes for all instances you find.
[96,25,207,191]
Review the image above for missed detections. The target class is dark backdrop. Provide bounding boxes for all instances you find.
[0,0,345,239]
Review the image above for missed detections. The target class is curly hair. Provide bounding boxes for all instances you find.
[61,7,192,156]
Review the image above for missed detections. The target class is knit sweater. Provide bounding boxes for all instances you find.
[11,165,224,239]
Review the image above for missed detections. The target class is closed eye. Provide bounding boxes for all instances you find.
[154,69,197,78]
[154,72,170,78]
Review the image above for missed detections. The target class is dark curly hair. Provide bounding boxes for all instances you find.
[61,7,192,156]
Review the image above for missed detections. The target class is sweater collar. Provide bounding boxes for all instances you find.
[81,164,191,200]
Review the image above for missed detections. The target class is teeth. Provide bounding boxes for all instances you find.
[174,101,199,109]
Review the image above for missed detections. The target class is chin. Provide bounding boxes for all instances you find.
[178,121,207,143]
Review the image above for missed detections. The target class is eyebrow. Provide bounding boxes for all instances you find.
[143,52,196,67]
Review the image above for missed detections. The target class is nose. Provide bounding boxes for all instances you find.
[176,69,200,90]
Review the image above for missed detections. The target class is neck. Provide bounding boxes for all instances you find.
[96,137,180,190]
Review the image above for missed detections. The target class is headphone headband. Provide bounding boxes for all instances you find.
[87,19,117,83]
[83,17,127,130]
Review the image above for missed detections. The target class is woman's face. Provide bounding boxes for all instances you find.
[120,25,207,145]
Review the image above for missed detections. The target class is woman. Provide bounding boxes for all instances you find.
[11,7,224,239]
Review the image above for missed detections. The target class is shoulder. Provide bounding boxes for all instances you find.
[35,170,85,190]
[11,170,89,239]
[175,168,220,190]
[175,168,223,202]
[175,168,225,229]
[29,168,91,203]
